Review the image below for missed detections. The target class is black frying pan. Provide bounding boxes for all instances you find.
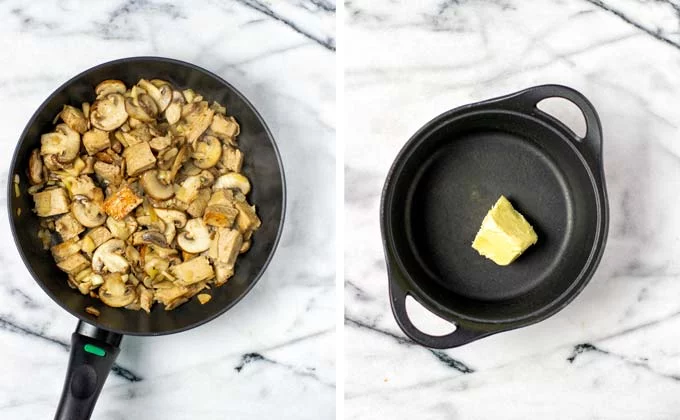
[8,57,285,419]
[381,85,608,349]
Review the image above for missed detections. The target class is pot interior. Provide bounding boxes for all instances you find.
[386,110,604,322]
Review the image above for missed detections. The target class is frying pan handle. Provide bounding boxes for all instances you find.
[495,84,604,172]
[54,322,122,420]
[388,267,489,349]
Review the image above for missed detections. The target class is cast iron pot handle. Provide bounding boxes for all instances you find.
[388,266,489,349]
[494,84,603,172]
[54,321,122,420]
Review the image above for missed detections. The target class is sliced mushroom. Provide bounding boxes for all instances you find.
[92,239,129,273]
[213,173,251,195]
[66,175,97,200]
[132,230,169,247]
[41,123,81,163]
[95,80,126,98]
[193,136,222,169]
[59,105,88,134]
[140,170,174,200]
[137,79,172,112]
[177,218,211,253]
[72,196,106,227]
[154,209,187,227]
[164,90,185,125]
[137,215,166,233]
[90,93,128,131]
[154,209,187,243]
[99,273,136,307]
[169,144,190,182]
[125,93,158,122]
[28,149,44,185]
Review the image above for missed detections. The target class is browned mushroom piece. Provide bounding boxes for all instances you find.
[90,93,128,131]
[139,170,174,200]
[60,105,89,134]
[125,92,158,122]
[132,230,169,247]
[28,149,44,185]
[99,273,136,307]
[71,196,107,228]
[169,144,190,182]
[193,135,222,169]
[213,173,251,195]
[138,79,172,112]
[95,80,126,98]
[41,123,81,163]
[67,176,98,199]
[164,90,185,125]
[92,239,129,273]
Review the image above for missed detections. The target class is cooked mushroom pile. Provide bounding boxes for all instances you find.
[28,79,261,312]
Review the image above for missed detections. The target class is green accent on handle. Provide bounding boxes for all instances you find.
[84,344,106,357]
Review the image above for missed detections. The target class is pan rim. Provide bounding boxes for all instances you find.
[7,56,287,336]
[381,107,608,326]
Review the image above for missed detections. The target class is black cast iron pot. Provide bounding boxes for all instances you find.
[381,85,608,349]
[8,57,285,419]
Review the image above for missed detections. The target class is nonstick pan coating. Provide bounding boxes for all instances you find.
[382,85,608,349]
[9,57,285,336]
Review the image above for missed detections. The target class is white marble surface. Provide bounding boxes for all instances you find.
[0,1,335,419]
[345,1,680,419]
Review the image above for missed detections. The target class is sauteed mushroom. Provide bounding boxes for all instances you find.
[90,93,128,131]
[28,78,260,313]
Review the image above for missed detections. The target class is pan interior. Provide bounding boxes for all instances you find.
[9,58,284,335]
[389,111,600,321]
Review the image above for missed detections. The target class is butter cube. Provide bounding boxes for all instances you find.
[471,196,538,266]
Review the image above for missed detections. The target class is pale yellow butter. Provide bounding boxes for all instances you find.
[471,196,538,266]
